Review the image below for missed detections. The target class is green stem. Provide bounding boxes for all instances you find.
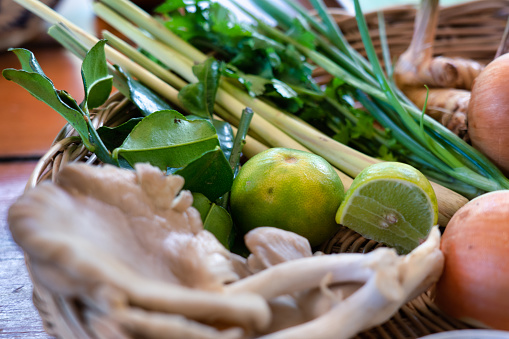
[88,123,117,165]
[229,107,254,176]
[277,0,373,74]
[309,0,355,61]
[377,11,393,81]
[221,107,254,210]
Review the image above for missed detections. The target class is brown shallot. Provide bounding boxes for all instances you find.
[434,190,509,330]
[467,53,509,175]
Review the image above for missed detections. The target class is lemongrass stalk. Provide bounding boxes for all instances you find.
[102,30,188,90]
[15,0,349,183]
[93,3,196,82]
[101,0,382,162]
[99,0,206,64]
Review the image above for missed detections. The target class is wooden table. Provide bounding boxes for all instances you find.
[0,0,99,335]
[0,43,83,339]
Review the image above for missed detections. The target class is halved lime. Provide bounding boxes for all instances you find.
[336,162,438,254]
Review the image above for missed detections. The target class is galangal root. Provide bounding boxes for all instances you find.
[403,87,470,141]
[393,0,486,141]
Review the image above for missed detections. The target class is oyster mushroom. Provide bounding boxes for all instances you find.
[245,227,313,273]
[243,227,314,334]
[261,228,444,339]
[226,227,443,339]
[8,163,271,335]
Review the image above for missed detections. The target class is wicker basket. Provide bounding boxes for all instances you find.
[333,0,509,64]
[24,1,509,338]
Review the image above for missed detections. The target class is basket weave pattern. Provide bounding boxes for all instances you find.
[26,1,509,338]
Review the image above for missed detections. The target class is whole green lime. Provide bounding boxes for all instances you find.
[230,148,345,247]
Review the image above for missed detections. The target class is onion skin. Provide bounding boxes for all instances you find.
[434,190,509,330]
[468,53,509,175]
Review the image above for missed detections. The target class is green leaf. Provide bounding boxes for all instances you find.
[212,119,234,160]
[178,58,222,119]
[127,76,173,116]
[97,117,143,151]
[113,110,220,170]
[287,17,316,50]
[223,67,270,97]
[175,147,233,201]
[209,2,250,38]
[81,40,113,110]
[2,48,92,149]
[154,0,186,13]
[271,79,298,98]
[192,192,233,249]
[187,116,235,160]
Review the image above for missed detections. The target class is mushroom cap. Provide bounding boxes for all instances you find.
[8,163,271,334]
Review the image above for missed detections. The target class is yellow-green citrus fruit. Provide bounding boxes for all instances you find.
[230,148,345,247]
[336,162,438,254]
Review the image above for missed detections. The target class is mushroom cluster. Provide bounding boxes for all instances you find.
[8,163,444,339]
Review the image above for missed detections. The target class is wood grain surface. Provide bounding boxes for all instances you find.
[0,44,82,339]
[0,162,50,339]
